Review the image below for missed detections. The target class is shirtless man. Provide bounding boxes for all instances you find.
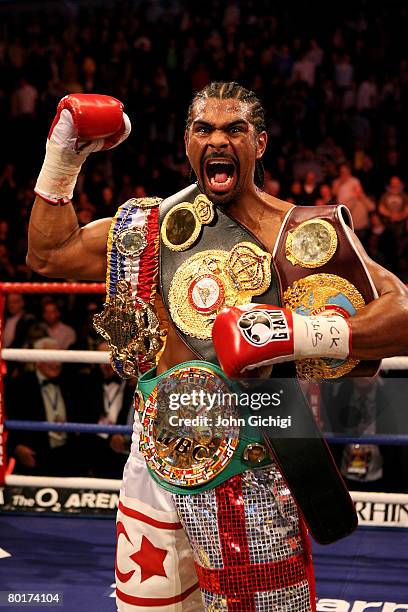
[27,83,408,611]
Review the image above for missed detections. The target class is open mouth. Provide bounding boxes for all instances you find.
[204,158,238,194]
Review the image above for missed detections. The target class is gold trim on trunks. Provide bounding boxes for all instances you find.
[285,219,338,268]
[283,273,364,379]
[161,194,215,251]
[139,365,240,488]
[169,242,272,339]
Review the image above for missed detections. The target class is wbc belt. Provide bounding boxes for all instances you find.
[138,361,270,493]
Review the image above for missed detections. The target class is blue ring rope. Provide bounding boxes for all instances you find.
[5,420,408,444]
[5,420,132,435]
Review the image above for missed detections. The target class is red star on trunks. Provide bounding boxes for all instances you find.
[130,535,168,583]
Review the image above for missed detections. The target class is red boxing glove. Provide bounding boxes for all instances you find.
[212,304,351,378]
[35,93,131,204]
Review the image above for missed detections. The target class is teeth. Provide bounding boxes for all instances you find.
[207,161,234,169]
[210,176,233,186]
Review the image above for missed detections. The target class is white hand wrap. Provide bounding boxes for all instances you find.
[293,313,351,360]
[35,139,88,204]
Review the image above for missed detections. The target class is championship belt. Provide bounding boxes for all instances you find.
[159,184,281,361]
[138,361,271,494]
[275,206,381,379]
[93,197,166,378]
[141,363,236,490]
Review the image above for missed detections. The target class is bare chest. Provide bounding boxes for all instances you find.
[232,208,288,255]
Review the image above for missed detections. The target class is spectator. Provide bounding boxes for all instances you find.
[3,293,36,348]
[263,171,280,197]
[380,151,405,188]
[6,337,86,476]
[84,341,135,478]
[378,176,408,224]
[291,53,316,87]
[0,243,15,280]
[334,54,354,90]
[10,77,38,118]
[0,219,10,244]
[332,163,364,205]
[134,184,147,198]
[292,148,324,183]
[41,301,77,349]
[316,183,334,205]
[305,38,324,67]
[346,183,375,243]
[301,171,320,205]
[356,75,378,112]
[323,376,406,492]
[287,180,302,204]
[0,163,17,208]
[354,150,376,196]
[365,212,396,270]
[0,0,405,302]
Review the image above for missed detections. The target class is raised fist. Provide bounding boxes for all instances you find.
[35,94,131,204]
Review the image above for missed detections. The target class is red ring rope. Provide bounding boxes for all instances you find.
[0,282,105,294]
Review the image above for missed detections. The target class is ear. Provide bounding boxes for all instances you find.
[184,130,189,155]
[255,130,268,159]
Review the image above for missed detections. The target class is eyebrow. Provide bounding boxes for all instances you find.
[193,119,249,129]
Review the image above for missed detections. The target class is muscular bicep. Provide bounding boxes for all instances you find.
[54,217,112,280]
[27,196,112,281]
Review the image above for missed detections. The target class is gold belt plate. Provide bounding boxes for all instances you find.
[284,273,364,378]
[93,279,164,377]
[161,194,215,252]
[169,242,272,339]
[139,365,240,487]
[285,219,338,268]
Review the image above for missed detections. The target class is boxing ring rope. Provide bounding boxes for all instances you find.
[6,474,121,490]
[0,282,106,294]
[2,349,408,368]
[2,348,110,363]
[5,421,132,434]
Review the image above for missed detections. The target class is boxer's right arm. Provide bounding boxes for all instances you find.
[27,94,131,281]
[28,198,111,280]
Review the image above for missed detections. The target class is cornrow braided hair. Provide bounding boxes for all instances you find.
[186,81,266,187]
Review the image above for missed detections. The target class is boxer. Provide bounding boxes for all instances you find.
[28,84,408,611]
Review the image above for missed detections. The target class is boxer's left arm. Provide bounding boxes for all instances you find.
[345,228,408,359]
[213,229,408,377]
